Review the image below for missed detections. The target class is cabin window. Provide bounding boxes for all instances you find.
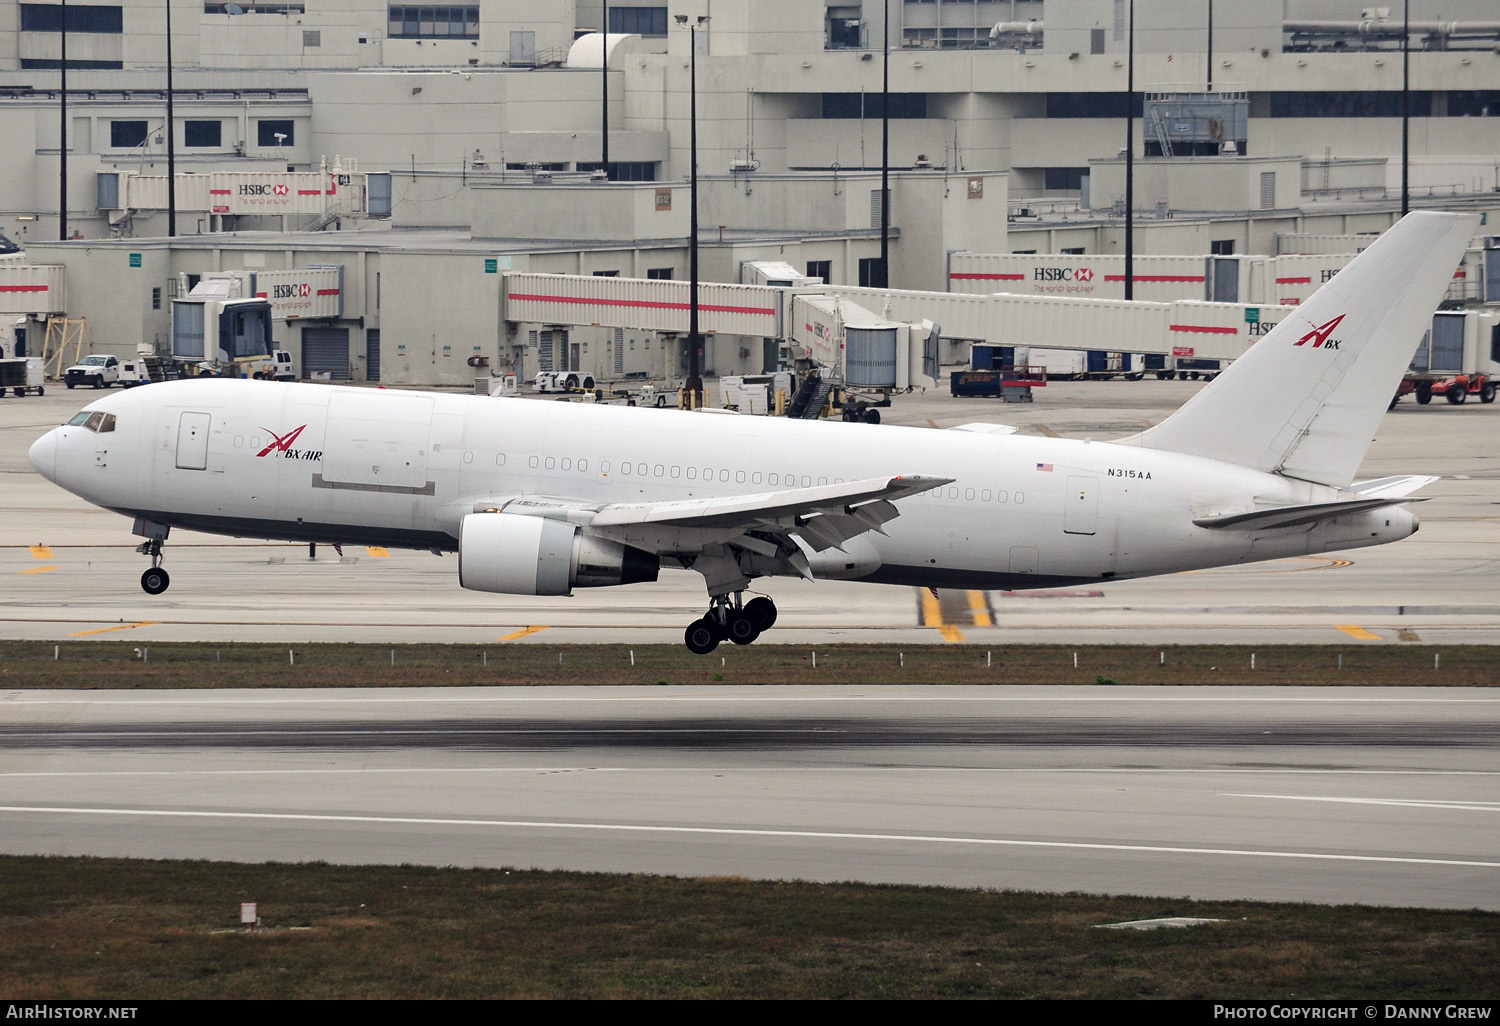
[948,487,959,499]
[768,473,779,486]
[528,456,539,468]
[463,451,473,464]
[736,471,746,483]
[720,470,730,482]
[751,472,762,485]
[560,458,571,471]
[996,490,1008,503]
[653,464,664,477]
[801,475,812,487]
[965,488,975,500]
[496,454,506,466]
[579,459,587,472]
[670,466,681,479]
[687,467,697,480]
[621,463,632,476]
[982,489,991,501]
[1016,492,1025,505]
[544,457,555,470]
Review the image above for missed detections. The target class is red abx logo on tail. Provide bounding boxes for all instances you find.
[256,425,307,457]
[1293,314,1346,349]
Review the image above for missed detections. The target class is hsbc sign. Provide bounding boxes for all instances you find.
[1034,267,1094,282]
[272,283,312,299]
[251,267,344,320]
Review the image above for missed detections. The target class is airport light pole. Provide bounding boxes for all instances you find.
[1124,0,1134,300]
[594,1,600,176]
[878,0,889,289]
[676,13,708,408]
[59,0,68,240]
[166,0,177,236]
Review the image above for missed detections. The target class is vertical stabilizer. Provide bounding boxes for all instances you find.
[1128,212,1476,487]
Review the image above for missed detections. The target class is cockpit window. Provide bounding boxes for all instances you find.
[68,411,117,433]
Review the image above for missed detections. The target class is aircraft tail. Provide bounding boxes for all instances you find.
[1128,211,1477,488]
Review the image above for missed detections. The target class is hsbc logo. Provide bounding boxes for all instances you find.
[237,183,292,201]
[1292,314,1345,350]
[273,283,312,299]
[1034,267,1093,282]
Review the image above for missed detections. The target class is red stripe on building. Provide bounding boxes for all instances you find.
[1103,274,1205,283]
[1169,323,1238,334]
[1274,276,1312,284]
[508,293,776,316]
[297,189,322,195]
[1453,271,1467,278]
[256,292,268,298]
[950,272,1025,281]
[0,284,48,292]
[316,289,340,296]
[209,189,231,195]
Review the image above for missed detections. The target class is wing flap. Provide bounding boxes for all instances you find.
[590,474,951,530]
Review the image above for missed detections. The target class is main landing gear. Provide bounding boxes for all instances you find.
[683,594,778,655]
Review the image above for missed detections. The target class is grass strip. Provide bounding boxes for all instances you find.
[1,856,1496,999]
[0,641,1495,688]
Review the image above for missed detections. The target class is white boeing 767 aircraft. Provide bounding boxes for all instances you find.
[29,212,1475,653]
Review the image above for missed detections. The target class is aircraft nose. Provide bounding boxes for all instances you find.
[28,428,58,482]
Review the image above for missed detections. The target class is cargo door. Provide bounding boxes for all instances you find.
[1063,475,1098,536]
[321,389,433,490]
[302,326,350,380]
[175,411,211,471]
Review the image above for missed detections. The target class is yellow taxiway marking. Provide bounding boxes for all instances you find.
[499,625,549,642]
[1034,424,1060,438]
[965,590,994,627]
[19,566,59,575]
[365,546,391,557]
[68,621,163,637]
[29,545,54,559]
[1335,625,1384,641]
[919,590,965,643]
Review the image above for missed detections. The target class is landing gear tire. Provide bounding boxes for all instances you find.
[725,610,760,646]
[744,596,778,632]
[685,618,720,655]
[141,567,170,595]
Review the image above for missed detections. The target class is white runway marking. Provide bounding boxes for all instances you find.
[4,804,1499,870]
[4,767,1500,779]
[1226,793,1500,812]
[7,692,1500,706]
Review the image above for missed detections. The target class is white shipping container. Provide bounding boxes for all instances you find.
[949,253,1208,303]
[504,273,780,339]
[0,264,66,315]
[251,266,344,320]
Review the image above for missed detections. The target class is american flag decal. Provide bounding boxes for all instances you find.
[1035,463,1054,472]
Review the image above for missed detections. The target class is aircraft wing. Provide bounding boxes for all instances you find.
[590,474,948,530]
[449,474,951,586]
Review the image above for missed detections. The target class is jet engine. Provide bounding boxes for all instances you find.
[458,512,658,596]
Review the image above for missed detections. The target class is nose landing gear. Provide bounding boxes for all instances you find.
[132,520,172,595]
[136,538,170,595]
[683,593,778,654]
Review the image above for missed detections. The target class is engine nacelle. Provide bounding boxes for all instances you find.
[458,512,659,596]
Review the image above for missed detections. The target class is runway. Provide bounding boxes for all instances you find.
[2,685,1497,909]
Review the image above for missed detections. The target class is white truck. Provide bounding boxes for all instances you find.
[64,354,124,389]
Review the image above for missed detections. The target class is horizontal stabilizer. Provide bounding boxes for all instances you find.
[1350,474,1441,499]
[1192,496,1426,531]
